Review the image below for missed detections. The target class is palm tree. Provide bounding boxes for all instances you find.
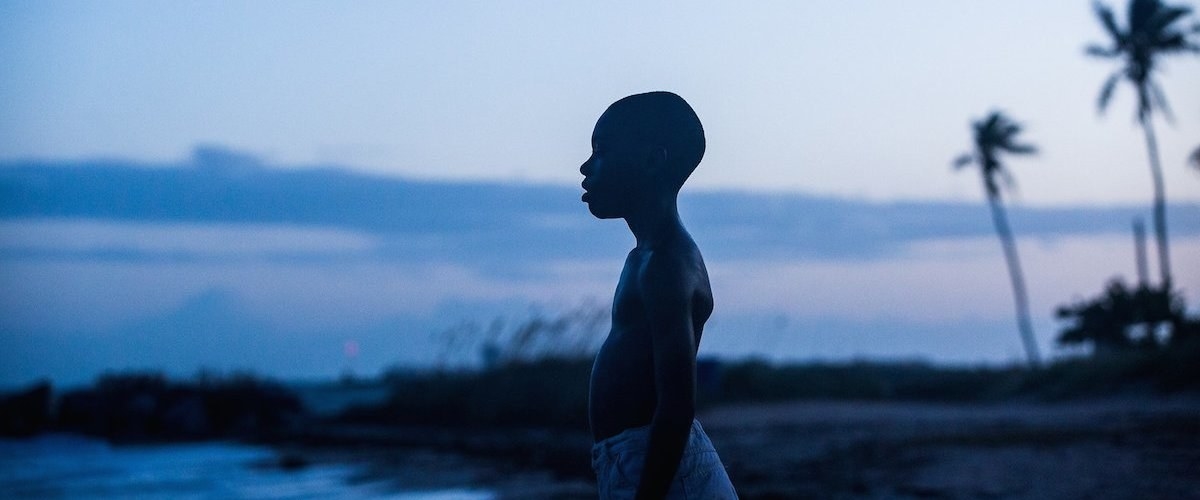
[954,111,1041,367]
[1086,0,1199,289]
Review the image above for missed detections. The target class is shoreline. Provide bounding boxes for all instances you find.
[5,396,1196,498]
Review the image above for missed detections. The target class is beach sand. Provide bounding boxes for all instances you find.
[702,397,1200,499]
[280,396,1200,499]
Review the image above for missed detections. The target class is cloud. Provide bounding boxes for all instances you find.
[3,152,1196,269]
[3,151,1199,385]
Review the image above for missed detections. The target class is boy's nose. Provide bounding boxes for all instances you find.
[580,157,592,176]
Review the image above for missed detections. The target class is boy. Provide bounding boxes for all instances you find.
[581,92,738,499]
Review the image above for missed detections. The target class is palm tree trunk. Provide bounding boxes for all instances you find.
[988,193,1041,367]
[1141,119,1172,289]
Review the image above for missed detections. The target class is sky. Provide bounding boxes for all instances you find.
[1,1,1199,205]
[1,1,1199,386]
[2,163,1198,386]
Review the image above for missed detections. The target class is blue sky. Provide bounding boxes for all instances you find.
[2,160,1198,385]
[2,2,1200,386]
[2,1,1198,204]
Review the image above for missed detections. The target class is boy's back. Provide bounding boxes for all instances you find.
[581,92,737,499]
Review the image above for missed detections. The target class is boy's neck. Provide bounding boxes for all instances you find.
[625,195,685,250]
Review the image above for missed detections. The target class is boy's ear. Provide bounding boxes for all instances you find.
[646,145,669,177]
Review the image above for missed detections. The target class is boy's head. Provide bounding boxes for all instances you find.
[580,91,705,219]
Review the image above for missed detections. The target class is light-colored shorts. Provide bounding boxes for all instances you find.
[591,419,738,499]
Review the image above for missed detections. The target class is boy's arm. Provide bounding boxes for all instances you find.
[635,253,698,500]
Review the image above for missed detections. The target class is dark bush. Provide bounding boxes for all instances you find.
[56,371,305,442]
[712,359,1020,404]
[344,357,592,430]
[0,381,53,437]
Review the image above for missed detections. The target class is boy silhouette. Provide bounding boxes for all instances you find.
[581,92,738,499]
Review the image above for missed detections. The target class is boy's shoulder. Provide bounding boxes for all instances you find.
[636,239,705,295]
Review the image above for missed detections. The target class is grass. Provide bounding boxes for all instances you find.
[341,357,593,430]
[25,325,1197,440]
[707,359,1021,404]
[1013,341,1200,398]
[336,340,1200,431]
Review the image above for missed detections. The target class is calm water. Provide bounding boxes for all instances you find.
[0,434,494,499]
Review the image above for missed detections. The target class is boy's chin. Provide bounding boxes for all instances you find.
[586,202,622,219]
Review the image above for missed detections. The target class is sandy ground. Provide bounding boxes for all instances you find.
[280,397,1200,499]
[700,397,1200,499]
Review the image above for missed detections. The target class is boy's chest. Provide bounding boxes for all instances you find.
[611,255,648,327]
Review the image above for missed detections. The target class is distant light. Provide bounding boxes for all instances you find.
[343,340,360,359]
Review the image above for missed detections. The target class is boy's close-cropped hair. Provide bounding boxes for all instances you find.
[601,91,706,189]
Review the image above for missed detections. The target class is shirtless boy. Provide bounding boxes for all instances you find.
[581,92,738,499]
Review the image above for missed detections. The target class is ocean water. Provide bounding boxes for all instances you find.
[0,434,494,499]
